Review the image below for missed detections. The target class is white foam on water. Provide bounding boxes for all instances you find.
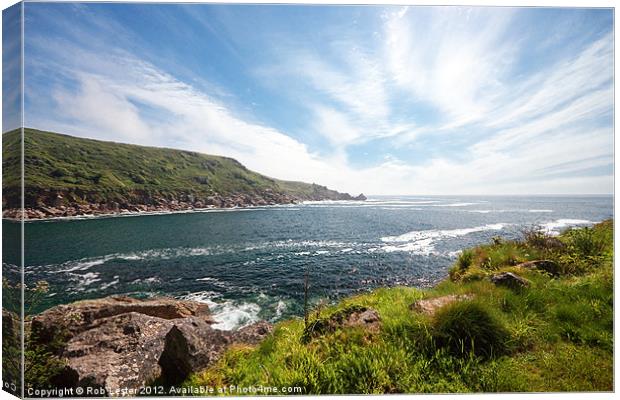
[100,276,120,290]
[380,207,424,211]
[433,202,479,207]
[42,246,221,276]
[447,250,463,258]
[210,302,261,330]
[274,300,287,320]
[72,272,102,292]
[467,209,555,214]
[54,258,109,273]
[541,219,593,236]
[196,277,235,290]
[180,291,262,330]
[380,223,506,254]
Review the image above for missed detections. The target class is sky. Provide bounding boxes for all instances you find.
[10,3,614,195]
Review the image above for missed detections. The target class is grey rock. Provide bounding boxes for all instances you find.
[31,295,212,347]
[517,259,561,276]
[490,272,531,289]
[159,319,273,385]
[158,317,231,385]
[56,312,174,395]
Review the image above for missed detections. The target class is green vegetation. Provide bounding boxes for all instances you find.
[2,128,357,209]
[2,279,67,394]
[185,221,613,393]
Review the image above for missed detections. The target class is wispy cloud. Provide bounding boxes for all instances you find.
[22,4,613,195]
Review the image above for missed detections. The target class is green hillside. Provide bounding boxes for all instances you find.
[2,129,363,214]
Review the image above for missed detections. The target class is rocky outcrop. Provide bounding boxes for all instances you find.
[57,312,175,393]
[159,319,273,384]
[490,272,531,289]
[31,295,212,347]
[158,317,230,385]
[410,294,474,316]
[517,260,561,276]
[30,296,272,396]
[5,187,366,220]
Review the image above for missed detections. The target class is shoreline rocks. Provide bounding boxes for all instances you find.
[3,190,368,220]
[30,296,272,396]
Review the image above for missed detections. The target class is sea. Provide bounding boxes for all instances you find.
[3,195,613,330]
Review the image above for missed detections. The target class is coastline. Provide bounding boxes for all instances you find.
[9,220,613,394]
[3,197,367,222]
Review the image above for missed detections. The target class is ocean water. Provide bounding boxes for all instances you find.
[4,195,613,330]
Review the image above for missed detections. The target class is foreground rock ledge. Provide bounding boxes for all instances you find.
[31,296,273,396]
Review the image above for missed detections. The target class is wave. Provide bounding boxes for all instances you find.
[433,202,479,207]
[40,246,220,274]
[73,272,101,292]
[541,219,593,235]
[380,223,506,254]
[36,239,359,275]
[466,209,554,214]
[180,291,261,331]
[99,276,120,291]
[273,300,288,320]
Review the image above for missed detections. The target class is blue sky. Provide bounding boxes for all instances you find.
[16,3,614,195]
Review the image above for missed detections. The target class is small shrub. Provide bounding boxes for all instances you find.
[461,268,487,283]
[522,227,565,252]
[563,227,606,259]
[432,301,510,359]
[449,250,474,281]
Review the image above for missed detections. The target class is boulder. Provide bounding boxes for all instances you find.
[490,272,531,289]
[28,295,277,395]
[158,317,231,385]
[31,296,212,347]
[55,312,174,395]
[410,294,474,316]
[517,259,561,276]
[159,319,273,385]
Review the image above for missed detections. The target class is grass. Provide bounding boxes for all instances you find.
[184,220,613,394]
[2,128,356,209]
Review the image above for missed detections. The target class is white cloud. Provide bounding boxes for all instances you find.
[25,6,613,195]
[385,6,516,126]
[53,76,152,142]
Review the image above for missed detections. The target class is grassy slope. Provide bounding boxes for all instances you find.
[186,221,613,393]
[2,128,356,208]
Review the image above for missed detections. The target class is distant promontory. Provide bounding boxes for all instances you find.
[2,128,366,220]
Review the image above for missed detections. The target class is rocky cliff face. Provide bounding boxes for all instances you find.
[29,296,273,396]
[5,189,367,220]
